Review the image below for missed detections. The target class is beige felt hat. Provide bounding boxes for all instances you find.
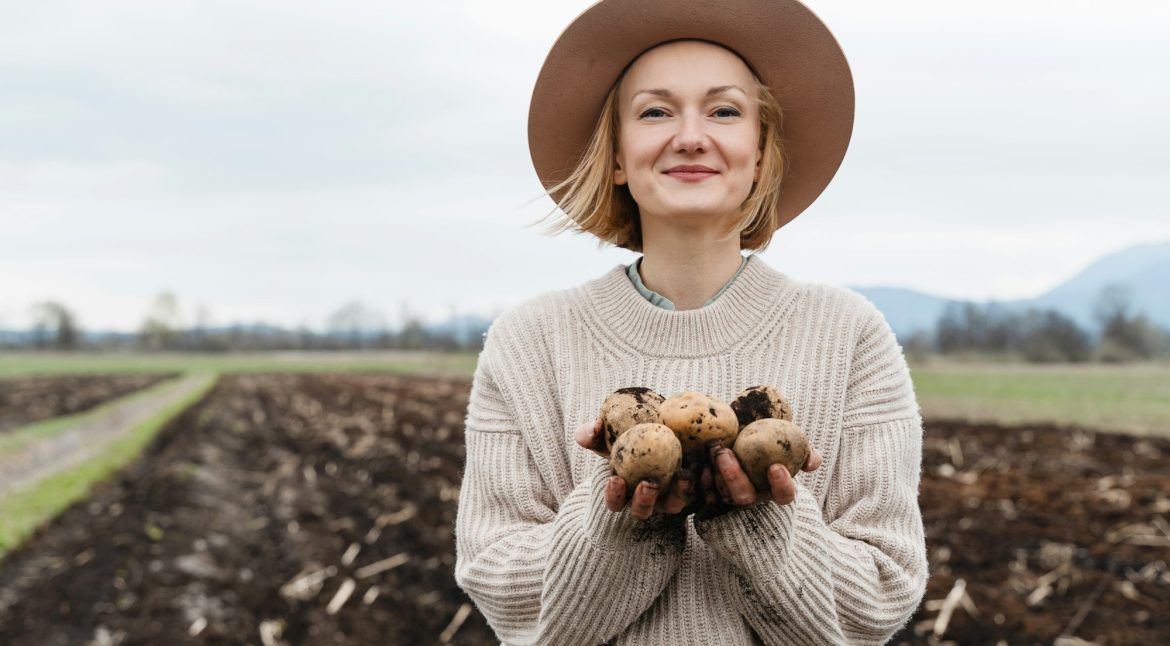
[528,0,855,231]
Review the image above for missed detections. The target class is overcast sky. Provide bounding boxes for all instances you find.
[1,0,1168,332]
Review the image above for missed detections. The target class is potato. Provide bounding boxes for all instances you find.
[659,390,738,460]
[731,418,810,491]
[610,423,682,491]
[600,387,665,451]
[730,384,793,428]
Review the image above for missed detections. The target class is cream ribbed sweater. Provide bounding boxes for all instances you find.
[455,254,928,645]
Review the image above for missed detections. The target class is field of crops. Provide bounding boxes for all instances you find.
[0,368,1167,644]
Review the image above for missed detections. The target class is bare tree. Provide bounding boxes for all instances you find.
[140,292,183,351]
[1092,283,1158,361]
[327,301,386,349]
[30,301,81,349]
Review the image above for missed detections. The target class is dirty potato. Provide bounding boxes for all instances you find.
[610,423,683,491]
[659,391,738,460]
[600,387,665,451]
[729,384,793,428]
[732,418,810,491]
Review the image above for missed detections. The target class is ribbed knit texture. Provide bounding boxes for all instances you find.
[455,254,928,645]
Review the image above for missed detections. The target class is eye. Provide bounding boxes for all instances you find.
[713,106,742,118]
[638,107,668,119]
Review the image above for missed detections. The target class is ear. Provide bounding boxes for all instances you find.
[753,147,763,182]
[614,157,627,186]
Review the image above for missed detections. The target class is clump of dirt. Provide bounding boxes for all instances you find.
[0,374,176,433]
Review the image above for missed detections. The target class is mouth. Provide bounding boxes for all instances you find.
[664,165,718,182]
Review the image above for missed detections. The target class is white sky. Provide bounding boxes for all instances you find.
[1,0,1168,332]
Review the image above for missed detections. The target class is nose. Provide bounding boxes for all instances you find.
[671,112,708,154]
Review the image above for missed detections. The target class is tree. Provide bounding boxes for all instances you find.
[30,301,81,349]
[1019,309,1091,363]
[327,301,386,348]
[140,292,183,351]
[1092,284,1157,361]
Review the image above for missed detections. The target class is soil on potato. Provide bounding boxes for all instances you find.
[0,373,1167,645]
[0,374,176,433]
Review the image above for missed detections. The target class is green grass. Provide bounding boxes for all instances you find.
[0,350,479,378]
[909,359,1170,436]
[0,373,219,557]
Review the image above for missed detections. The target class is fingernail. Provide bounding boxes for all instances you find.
[706,440,723,451]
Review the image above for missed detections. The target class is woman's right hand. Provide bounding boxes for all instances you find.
[574,418,694,521]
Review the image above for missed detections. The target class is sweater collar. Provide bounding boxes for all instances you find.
[581,253,802,358]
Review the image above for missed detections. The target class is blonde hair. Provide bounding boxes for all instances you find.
[530,49,787,253]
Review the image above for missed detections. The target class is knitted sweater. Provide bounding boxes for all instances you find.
[455,253,928,645]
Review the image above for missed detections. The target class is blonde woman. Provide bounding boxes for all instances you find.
[455,1,928,644]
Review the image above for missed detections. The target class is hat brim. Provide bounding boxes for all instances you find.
[528,0,854,231]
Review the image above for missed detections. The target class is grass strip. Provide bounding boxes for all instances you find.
[0,373,219,557]
[0,375,184,454]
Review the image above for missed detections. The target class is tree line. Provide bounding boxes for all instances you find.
[900,284,1169,363]
[5,294,490,353]
[6,285,1168,362]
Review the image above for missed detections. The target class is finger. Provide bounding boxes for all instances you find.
[714,469,731,504]
[767,464,797,505]
[575,417,608,458]
[802,446,823,472]
[711,447,755,505]
[604,476,627,512]
[629,480,659,520]
[658,471,693,515]
[699,465,719,507]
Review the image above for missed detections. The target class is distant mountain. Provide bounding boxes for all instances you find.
[852,241,1170,339]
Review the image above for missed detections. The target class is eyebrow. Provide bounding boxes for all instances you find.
[631,85,748,100]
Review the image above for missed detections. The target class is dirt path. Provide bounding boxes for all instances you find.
[0,373,216,497]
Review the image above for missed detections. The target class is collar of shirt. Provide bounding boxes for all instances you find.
[625,254,750,310]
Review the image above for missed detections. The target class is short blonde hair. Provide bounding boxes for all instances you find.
[532,51,787,253]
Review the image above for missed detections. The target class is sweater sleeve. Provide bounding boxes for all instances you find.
[454,319,687,645]
[692,302,929,645]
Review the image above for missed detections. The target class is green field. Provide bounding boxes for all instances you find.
[910,358,1170,437]
[0,350,479,378]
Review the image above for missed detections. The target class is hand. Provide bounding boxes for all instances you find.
[574,418,695,521]
[701,440,823,508]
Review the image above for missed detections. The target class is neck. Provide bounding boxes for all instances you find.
[638,225,745,310]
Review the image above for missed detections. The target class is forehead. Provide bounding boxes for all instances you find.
[619,40,755,99]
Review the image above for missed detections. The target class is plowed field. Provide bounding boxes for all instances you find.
[0,373,1166,645]
[0,374,175,433]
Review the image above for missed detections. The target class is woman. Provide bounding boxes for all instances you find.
[454,1,928,644]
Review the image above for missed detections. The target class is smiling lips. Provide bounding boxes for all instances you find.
[664,165,718,182]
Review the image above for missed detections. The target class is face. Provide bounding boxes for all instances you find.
[614,40,762,225]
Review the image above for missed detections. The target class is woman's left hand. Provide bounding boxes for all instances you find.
[700,441,823,508]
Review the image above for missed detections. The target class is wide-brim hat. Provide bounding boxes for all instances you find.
[528,0,854,231]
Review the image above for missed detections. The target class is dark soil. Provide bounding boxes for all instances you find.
[892,419,1170,645]
[0,374,176,433]
[0,373,494,645]
[1,374,1167,645]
